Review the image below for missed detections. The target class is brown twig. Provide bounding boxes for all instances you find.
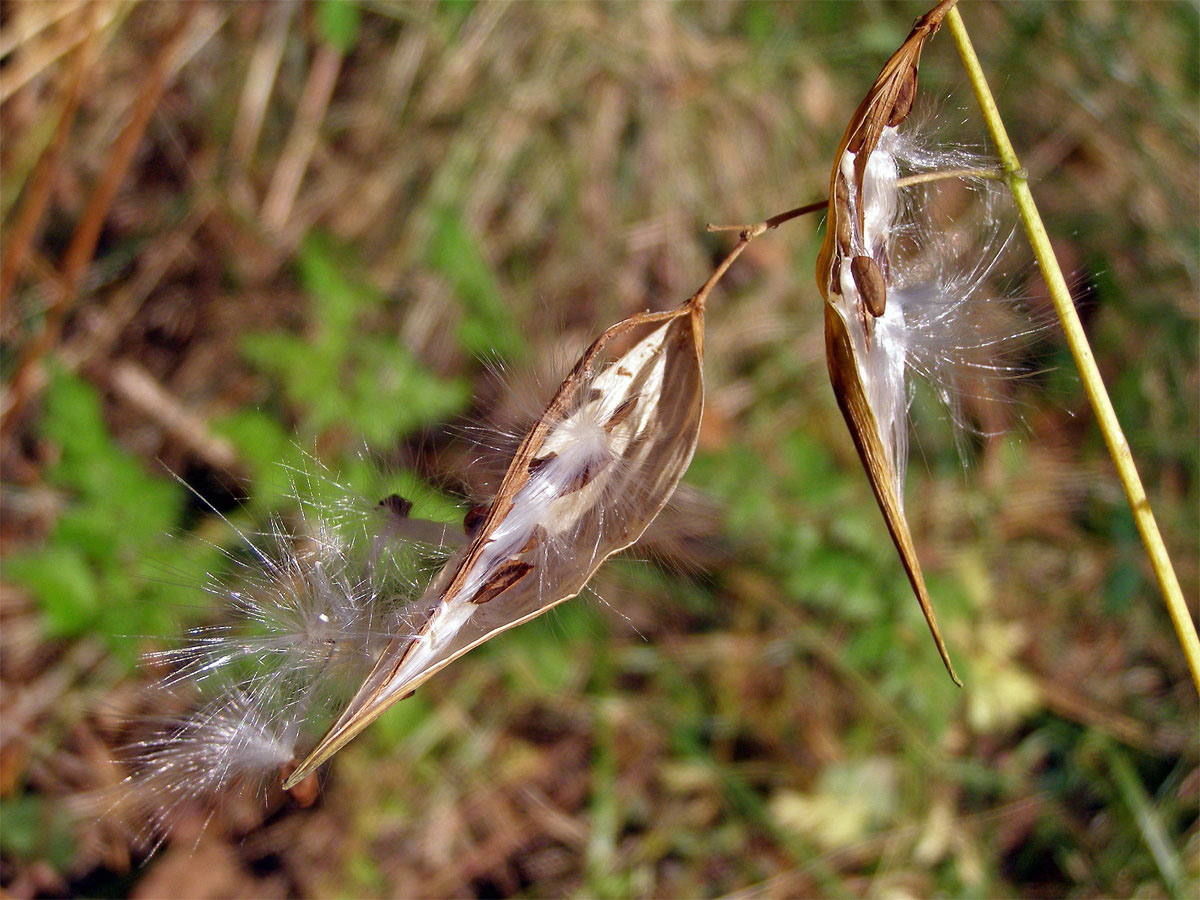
[107,361,241,475]
[705,198,828,236]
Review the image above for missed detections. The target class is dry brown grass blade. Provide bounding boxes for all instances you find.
[814,0,962,686]
[260,43,342,234]
[0,8,97,308]
[0,6,196,430]
[0,0,86,60]
[230,1,295,171]
[0,1,118,104]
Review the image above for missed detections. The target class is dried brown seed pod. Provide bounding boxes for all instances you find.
[815,0,962,686]
[284,295,707,786]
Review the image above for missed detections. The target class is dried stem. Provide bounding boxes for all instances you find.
[894,166,1006,187]
[706,198,828,235]
[705,167,1001,236]
[946,6,1199,694]
[261,42,342,233]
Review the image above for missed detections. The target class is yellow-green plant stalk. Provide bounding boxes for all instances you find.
[946,6,1200,694]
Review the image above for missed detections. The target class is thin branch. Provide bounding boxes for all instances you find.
[947,6,1199,694]
[706,198,828,235]
[704,167,1003,236]
[895,166,1007,187]
[107,360,241,475]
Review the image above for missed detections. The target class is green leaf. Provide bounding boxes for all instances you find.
[5,546,100,638]
[41,364,110,462]
[0,794,76,868]
[347,337,470,445]
[296,231,381,339]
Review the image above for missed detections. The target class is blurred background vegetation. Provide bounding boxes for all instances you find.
[1,1,1196,897]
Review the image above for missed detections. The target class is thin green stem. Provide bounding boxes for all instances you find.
[946,7,1200,694]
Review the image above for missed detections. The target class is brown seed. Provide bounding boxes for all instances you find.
[280,762,320,808]
[463,503,490,537]
[888,65,918,127]
[378,493,413,519]
[850,255,887,317]
[519,525,547,554]
[830,256,842,295]
[528,452,557,475]
[473,559,535,605]
[604,396,639,433]
[834,174,854,254]
[567,457,609,492]
[835,170,850,203]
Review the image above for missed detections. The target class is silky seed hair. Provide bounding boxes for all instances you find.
[845,118,1049,498]
[115,459,447,846]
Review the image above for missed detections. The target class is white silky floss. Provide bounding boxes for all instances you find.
[835,127,912,508]
[833,120,1036,510]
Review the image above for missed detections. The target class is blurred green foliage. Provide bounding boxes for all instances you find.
[4,367,218,662]
[240,232,472,448]
[426,208,529,363]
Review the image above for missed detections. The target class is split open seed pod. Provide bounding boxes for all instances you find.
[815,0,962,685]
[284,296,706,786]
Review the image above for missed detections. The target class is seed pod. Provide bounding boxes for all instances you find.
[834,173,854,255]
[814,0,962,686]
[823,304,958,685]
[888,64,918,127]
[284,296,707,786]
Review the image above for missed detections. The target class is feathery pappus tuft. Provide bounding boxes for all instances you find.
[832,124,1047,505]
[113,685,304,852]
[113,458,455,849]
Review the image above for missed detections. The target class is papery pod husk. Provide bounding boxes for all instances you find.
[285,297,706,786]
[816,0,962,686]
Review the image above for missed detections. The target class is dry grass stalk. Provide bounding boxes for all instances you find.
[945,6,1200,693]
[0,7,196,430]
